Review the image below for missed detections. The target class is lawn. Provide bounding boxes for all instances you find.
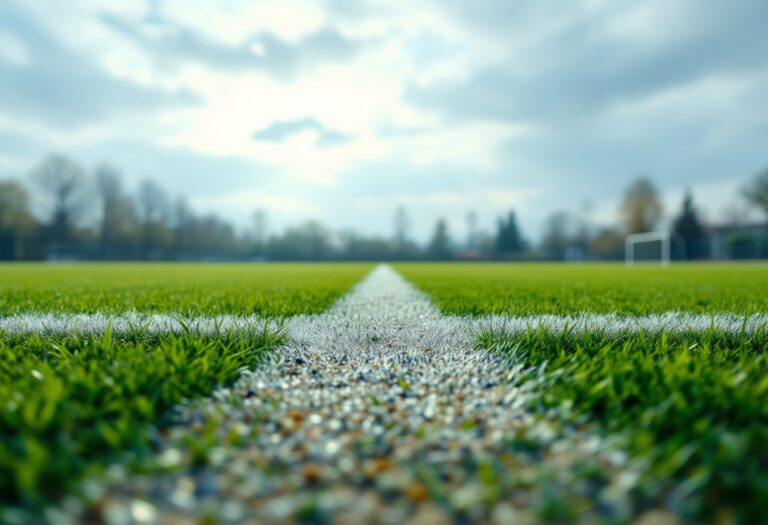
[0,262,373,316]
[396,262,768,521]
[0,329,283,510]
[0,262,372,513]
[394,262,768,315]
[2,261,767,521]
[479,326,768,521]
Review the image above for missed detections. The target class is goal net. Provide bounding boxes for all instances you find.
[625,231,671,265]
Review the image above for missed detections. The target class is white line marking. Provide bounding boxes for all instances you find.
[1,309,764,339]
[82,265,707,522]
[0,311,279,337]
[478,312,767,336]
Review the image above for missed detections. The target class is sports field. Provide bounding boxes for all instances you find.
[0,263,373,316]
[394,262,768,314]
[1,262,766,524]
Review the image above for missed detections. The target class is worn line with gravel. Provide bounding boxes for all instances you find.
[68,265,664,525]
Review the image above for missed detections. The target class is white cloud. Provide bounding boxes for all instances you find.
[162,0,327,44]
[0,30,28,66]
[1,0,767,242]
[0,151,27,172]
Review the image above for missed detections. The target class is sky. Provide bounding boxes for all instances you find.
[1,0,767,242]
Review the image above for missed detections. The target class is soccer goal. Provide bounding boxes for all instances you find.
[625,231,671,266]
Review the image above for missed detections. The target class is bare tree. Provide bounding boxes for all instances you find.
[465,209,478,250]
[137,180,169,225]
[251,209,268,256]
[575,200,593,249]
[589,227,624,260]
[540,211,572,259]
[31,153,89,242]
[136,179,170,255]
[743,167,768,224]
[620,176,663,234]
[171,197,194,252]
[393,206,410,250]
[95,165,123,249]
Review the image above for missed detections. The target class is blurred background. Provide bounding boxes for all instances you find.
[0,0,767,262]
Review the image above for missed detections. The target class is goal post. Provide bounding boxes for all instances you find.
[625,230,671,266]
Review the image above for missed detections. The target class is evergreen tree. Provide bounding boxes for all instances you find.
[428,218,451,260]
[672,189,705,259]
[495,210,525,256]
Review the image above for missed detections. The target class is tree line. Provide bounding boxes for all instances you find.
[0,153,528,261]
[1,154,249,260]
[1,153,767,261]
[538,170,768,260]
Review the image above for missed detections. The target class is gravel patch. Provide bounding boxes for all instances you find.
[53,265,681,525]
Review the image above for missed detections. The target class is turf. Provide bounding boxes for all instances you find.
[0,327,283,510]
[478,326,768,521]
[397,262,768,519]
[0,263,373,316]
[394,263,768,315]
[2,261,766,521]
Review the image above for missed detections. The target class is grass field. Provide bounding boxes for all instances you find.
[477,327,768,521]
[0,263,370,512]
[0,329,282,509]
[395,262,768,315]
[0,262,373,316]
[1,262,766,522]
[395,263,768,521]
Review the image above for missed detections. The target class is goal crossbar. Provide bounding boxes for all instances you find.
[625,230,671,266]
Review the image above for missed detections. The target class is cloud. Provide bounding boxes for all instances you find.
[2,0,767,242]
[0,128,42,161]
[99,12,358,79]
[0,2,199,127]
[407,1,768,124]
[252,118,352,148]
[0,29,28,66]
[68,138,276,197]
[392,0,768,236]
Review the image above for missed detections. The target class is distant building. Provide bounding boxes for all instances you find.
[708,223,768,260]
[565,246,585,262]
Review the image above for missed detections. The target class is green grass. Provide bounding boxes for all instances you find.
[0,262,373,316]
[0,327,283,512]
[478,327,768,522]
[410,262,768,520]
[0,262,369,513]
[395,262,768,315]
[3,261,766,521]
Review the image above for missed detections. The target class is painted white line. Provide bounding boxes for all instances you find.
[478,311,768,337]
[1,309,764,338]
[0,311,280,336]
[84,264,745,522]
